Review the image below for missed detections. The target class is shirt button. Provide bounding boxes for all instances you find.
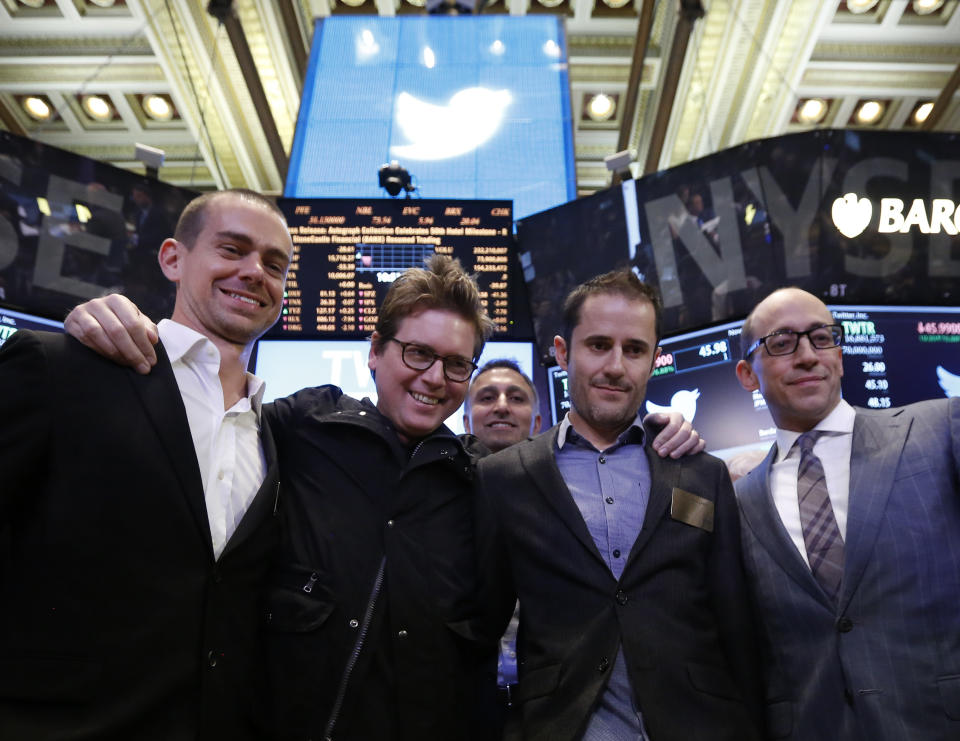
[358,411,366,416]
[217,470,224,481]
[836,617,854,633]
[387,520,395,528]
[613,549,621,558]
[207,650,218,668]
[398,629,408,639]
[598,456,606,464]
[616,590,628,606]
[349,619,359,629]
[605,496,614,504]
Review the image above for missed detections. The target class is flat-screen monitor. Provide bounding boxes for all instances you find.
[253,338,536,435]
[0,130,195,323]
[272,197,532,339]
[546,304,960,459]
[0,305,64,348]
[286,16,576,221]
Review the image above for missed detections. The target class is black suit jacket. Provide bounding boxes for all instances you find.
[0,330,280,740]
[476,423,763,741]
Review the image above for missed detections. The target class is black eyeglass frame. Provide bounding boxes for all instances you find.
[743,323,844,360]
[387,337,478,382]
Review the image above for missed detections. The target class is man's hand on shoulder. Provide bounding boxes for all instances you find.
[644,411,706,458]
[64,294,159,375]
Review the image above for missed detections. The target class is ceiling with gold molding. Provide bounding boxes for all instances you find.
[1,0,957,201]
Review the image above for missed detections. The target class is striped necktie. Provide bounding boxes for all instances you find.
[797,431,844,603]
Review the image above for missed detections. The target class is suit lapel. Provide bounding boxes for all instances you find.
[840,409,906,608]
[127,343,213,556]
[518,428,608,569]
[737,445,828,605]
[623,445,677,567]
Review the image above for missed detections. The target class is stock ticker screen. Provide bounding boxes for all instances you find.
[547,304,960,458]
[0,306,64,348]
[271,198,521,339]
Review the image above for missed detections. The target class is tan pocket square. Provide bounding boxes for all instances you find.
[671,488,714,532]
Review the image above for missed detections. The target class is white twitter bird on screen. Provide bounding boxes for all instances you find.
[391,87,512,161]
[936,365,960,398]
[646,389,701,423]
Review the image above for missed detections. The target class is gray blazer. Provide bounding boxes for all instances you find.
[735,397,960,740]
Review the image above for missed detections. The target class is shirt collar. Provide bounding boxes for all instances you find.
[775,398,855,462]
[158,318,265,417]
[557,411,646,451]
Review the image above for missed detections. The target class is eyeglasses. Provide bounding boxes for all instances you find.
[388,338,477,382]
[744,324,844,359]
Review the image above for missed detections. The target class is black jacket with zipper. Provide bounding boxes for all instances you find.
[263,385,492,741]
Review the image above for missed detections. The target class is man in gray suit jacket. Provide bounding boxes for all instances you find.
[734,286,960,740]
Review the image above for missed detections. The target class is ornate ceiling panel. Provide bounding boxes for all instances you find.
[0,0,956,198]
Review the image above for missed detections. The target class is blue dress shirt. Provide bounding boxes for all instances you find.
[554,413,652,741]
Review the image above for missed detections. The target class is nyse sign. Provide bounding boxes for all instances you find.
[0,132,191,322]
[0,165,118,302]
[642,154,960,310]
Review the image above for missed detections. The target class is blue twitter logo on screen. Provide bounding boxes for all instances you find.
[286,16,575,220]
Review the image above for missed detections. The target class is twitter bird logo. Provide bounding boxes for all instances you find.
[936,366,960,398]
[391,87,512,161]
[646,389,701,423]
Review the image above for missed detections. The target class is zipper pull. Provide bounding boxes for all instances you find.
[303,571,319,594]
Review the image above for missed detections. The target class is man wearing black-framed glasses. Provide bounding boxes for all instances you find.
[386,337,478,382]
[733,286,960,741]
[742,323,844,360]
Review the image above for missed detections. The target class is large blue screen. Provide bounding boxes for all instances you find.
[286,16,576,220]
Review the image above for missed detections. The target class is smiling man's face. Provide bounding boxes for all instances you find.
[163,193,291,351]
[369,307,477,443]
[736,288,843,432]
[464,366,541,452]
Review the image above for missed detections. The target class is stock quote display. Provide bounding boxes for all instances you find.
[0,307,64,348]
[833,306,960,410]
[272,198,515,338]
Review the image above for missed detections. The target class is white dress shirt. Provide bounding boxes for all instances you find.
[769,399,856,568]
[158,319,266,560]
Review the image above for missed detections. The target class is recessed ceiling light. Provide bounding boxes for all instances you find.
[142,94,173,121]
[913,101,934,124]
[846,0,879,13]
[855,100,884,125]
[17,0,46,8]
[797,98,827,124]
[82,95,113,121]
[23,96,52,121]
[88,0,117,7]
[587,93,616,122]
[602,0,631,7]
[912,0,944,14]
